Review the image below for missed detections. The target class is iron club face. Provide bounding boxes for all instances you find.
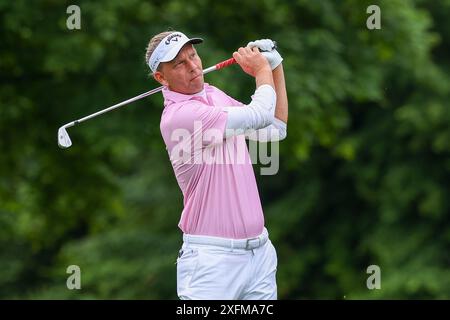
[58,126,72,149]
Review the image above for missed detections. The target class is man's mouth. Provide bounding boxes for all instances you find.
[191,74,202,81]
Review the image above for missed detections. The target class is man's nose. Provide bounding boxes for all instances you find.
[187,59,197,72]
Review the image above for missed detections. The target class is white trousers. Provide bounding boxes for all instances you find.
[176,230,278,300]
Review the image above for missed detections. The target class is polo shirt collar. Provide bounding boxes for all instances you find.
[162,83,214,106]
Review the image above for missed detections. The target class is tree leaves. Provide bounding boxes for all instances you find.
[0,0,448,299]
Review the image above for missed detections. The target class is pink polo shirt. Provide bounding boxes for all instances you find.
[160,83,264,239]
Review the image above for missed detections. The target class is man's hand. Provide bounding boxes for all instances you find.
[233,46,274,89]
[232,46,271,78]
[247,39,283,70]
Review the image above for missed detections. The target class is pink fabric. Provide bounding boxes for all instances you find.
[160,83,264,239]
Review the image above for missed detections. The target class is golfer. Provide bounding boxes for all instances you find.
[145,31,288,300]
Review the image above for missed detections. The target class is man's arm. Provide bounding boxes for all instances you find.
[222,47,277,137]
[244,40,288,141]
[273,63,288,124]
[226,43,288,141]
[245,63,288,142]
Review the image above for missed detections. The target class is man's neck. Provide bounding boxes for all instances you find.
[168,85,206,96]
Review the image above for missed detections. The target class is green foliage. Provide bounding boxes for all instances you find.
[0,0,448,299]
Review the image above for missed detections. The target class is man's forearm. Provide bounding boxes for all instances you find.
[272,64,288,123]
[255,66,275,90]
[224,84,276,137]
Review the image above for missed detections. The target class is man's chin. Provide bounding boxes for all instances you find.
[192,79,204,91]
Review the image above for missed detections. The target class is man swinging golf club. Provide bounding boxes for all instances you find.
[146,30,288,300]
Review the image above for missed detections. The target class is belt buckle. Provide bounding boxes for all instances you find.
[245,237,261,250]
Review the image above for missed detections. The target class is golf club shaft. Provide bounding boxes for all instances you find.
[63,58,236,129]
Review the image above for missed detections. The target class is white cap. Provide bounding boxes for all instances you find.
[148,32,203,73]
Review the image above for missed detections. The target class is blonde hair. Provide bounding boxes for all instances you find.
[145,30,176,75]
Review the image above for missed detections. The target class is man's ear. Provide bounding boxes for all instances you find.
[153,71,168,86]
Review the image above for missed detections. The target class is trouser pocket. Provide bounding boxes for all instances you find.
[176,248,200,297]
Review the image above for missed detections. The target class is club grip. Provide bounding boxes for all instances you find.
[215,58,236,70]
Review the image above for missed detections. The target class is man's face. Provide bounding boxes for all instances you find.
[154,44,204,95]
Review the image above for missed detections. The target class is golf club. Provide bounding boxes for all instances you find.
[57,57,236,149]
[58,41,277,149]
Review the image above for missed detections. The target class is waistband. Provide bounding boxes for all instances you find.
[183,228,269,250]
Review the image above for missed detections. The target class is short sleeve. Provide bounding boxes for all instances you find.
[161,102,228,150]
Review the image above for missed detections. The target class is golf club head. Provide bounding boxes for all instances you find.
[58,126,72,148]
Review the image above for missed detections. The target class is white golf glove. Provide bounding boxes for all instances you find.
[247,39,283,70]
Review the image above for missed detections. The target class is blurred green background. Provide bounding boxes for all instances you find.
[1,0,449,299]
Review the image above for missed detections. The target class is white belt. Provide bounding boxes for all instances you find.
[183,228,269,250]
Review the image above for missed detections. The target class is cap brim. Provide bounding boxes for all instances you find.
[160,37,203,63]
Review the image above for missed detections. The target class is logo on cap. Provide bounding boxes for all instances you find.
[165,33,182,45]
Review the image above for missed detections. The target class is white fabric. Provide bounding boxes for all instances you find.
[247,39,283,70]
[246,117,287,142]
[183,228,269,250]
[247,39,277,52]
[223,84,276,137]
[177,229,278,300]
[224,85,287,141]
[148,32,202,72]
